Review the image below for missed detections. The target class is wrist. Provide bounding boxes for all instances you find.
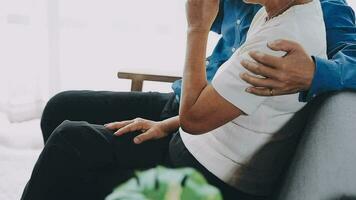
[160,117,180,133]
[186,28,209,45]
[303,56,316,91]
[187,27,210,35]
[303,56,343,100]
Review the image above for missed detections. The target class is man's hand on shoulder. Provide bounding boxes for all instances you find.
[240,39,315,96]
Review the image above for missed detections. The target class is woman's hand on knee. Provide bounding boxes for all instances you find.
[104,118,171,144]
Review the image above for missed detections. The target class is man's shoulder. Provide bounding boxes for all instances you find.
[320,0,348,5]
[320,0,355,24]
[320,0,354,13]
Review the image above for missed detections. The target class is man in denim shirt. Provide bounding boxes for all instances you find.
[172,0,356,102]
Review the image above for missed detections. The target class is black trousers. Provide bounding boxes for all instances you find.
[21,91,267,200]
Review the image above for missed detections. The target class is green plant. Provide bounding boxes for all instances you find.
[105,166,223,200]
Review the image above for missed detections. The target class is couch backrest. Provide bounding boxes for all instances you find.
[273,91,356,200]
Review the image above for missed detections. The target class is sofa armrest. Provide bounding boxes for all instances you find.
[117,72,181,92]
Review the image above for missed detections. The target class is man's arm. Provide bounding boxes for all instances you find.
[302,44,356,101]
[239,1,356,101]
[210,0,224,34]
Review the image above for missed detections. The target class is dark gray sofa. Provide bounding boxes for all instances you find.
[274,91,356,200]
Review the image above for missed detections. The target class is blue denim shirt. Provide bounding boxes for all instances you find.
[172,0,356,102]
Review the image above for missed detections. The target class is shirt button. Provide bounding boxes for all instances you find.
[232,47,236,52]
[236,19,241,25]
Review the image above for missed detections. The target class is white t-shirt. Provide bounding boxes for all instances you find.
[180,0,327,196]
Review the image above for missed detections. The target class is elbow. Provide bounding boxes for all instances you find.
[180,120,206,135]
[179,112,207,135]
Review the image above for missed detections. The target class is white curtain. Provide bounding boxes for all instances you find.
[56,0,218,92]
[57,0,187,92]
[0,0,53,122]
[0,0,221,123]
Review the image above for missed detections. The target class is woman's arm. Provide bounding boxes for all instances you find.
[179,0,242,135]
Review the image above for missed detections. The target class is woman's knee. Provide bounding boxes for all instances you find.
[49,120,114,164]
[41,91,81,142]
[50,120,95,144]
[41,91,79,121]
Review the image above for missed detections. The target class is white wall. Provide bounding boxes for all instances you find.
[57,0,219,93]
[350,0,356,10]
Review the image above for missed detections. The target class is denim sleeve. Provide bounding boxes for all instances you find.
[210,2,224,34]
[299,1,356,102]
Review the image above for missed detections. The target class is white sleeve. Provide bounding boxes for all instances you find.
[212,28,296,115]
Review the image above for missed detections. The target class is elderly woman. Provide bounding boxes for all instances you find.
[22,0,326,199]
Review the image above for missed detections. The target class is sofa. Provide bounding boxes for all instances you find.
[118,72,356,199]
[274,91,356,200]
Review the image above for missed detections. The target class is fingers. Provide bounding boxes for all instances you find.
[240,73,281,88]
[114,118,149,136]
[240,59,279,79]
[133,130,157,144]
[114,123,140,136]
[105,118,161,144]
[105,120,134,130]
[248,51,282,69]
[267,39,300,53]
[105,118,150,136]
[245,87,283,96]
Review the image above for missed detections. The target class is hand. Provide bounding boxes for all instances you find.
[186,0,220,32]
[105,118,171,144]
[240,39,316,96]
